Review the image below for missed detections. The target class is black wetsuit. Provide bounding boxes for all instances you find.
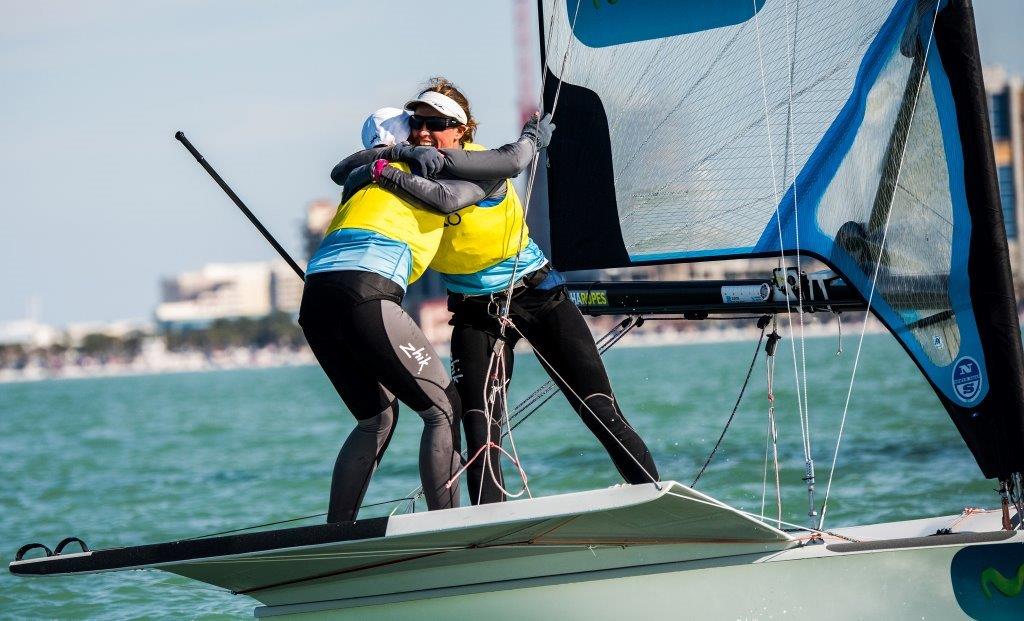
[299,272,461,522]
[335,140,660,505]
[449,272,659,504]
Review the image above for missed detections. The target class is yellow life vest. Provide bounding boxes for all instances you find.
[430,148,530,275]
[324,162,444,284]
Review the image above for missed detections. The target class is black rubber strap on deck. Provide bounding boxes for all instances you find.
[15,543,52,561]
[54,537,90,555]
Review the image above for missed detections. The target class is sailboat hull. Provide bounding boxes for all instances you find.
[12,482,1022,619]
[257,535,1022,619]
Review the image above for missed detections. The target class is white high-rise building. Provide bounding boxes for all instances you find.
[156,261,303,328]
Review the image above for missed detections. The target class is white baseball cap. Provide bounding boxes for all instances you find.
[361,107,411,149]
[403,90,468,125]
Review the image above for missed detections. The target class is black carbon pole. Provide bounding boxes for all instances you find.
[175,131,305,280]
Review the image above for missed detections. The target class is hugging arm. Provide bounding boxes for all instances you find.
[440,139,535,180]
[331,147,386,186]
[342,165,496,215]
[331,144,443,186]
[440,113,554,180]
[336,114,552,212]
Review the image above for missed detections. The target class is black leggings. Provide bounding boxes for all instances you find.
[299,271,461,522]
[449,284,659,504]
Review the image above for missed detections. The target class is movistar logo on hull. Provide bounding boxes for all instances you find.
[951,542,1024,618]
[981,564,1024,599]
[573,0,767,48]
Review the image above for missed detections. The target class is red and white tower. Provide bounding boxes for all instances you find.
[514,0,538,125]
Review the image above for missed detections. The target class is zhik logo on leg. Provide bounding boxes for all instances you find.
[450,358,463,383]
[400,343,432,375]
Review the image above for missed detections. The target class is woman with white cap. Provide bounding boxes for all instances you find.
[299,108,461,523]
[336,77,659,505]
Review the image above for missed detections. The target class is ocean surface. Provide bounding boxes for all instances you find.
[0,332,997,619]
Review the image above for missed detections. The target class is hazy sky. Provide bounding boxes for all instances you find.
[2,0,1022,325]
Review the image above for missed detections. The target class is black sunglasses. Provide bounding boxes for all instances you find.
[409,115,462,131]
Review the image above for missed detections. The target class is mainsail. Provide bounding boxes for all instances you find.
[539,0,1024,480]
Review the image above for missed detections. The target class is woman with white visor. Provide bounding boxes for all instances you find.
[334,77,659,505]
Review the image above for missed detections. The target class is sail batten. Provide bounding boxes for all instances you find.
[540,0,1024,478]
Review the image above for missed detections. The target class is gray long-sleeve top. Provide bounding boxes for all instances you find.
[330,136,536,215]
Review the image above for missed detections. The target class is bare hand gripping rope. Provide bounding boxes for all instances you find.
[175,131,305,280]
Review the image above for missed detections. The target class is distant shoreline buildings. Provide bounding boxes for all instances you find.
[986,66,1024,279]
[155,261,302,331]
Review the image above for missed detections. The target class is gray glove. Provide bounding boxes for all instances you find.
[340,164,374,204]
[521,113,555,150]
[386,143,445,178]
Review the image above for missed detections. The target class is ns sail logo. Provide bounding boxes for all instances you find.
[952,356,982,404]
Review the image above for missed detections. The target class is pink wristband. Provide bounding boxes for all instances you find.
[371,159,389,181]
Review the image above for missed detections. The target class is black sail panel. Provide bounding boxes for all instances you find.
[543,78,628,270]
[934,0,1024,478]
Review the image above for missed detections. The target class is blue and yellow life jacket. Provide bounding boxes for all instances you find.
[325,162,444,283]
[430,154,530,275]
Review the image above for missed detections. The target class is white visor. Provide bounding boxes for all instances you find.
[403,90,468,125]
[361,107,410,149]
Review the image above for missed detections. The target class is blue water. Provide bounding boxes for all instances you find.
[0,334,994,618]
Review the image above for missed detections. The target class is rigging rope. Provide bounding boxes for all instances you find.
[784,0,817,515]
[752,0,817,523]
[497,0,582,321]
[500,317,662,488]
[664,492,861,543]
[389,315,642,516]
[180,493,422,541]
[464,337,532,501]
[818,1,942,531]
[762,316,784,526]
[505,316,640,435]
[782,0,815,498]
[753,0,823,528]
[460,0,587,500]
[691,318,769,488]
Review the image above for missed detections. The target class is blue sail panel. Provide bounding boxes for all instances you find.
[572,0,766,48]
[749,0,988,408]
[540,0,1024,478]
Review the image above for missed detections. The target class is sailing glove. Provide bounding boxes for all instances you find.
[521,113,555,150]
[386,144,445,178]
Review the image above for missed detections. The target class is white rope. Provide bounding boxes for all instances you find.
[467,0,585,502]
[819,1,941,531]
[474,339,531,500]
[390,317,639,515]
[503,317,662,488]
[499,370,531,496]
[761,412,771,520]
[663,492,862,543]
[752,0,813,475]
[191,546,466,564]
[783,0,814,471]
[505,316,639,433]
[497,0,582,322]
[765,319,783,526]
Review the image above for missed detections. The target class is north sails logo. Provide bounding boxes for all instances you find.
[952,356,982,403]
[400,343,432,375]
